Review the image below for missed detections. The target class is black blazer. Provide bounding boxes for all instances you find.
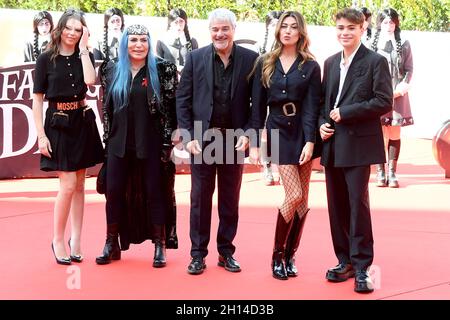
[319,44,393,167]
[176,44,258,143]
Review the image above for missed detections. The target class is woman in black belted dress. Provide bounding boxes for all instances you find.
[250,11,321,280]
[32,9,104,265]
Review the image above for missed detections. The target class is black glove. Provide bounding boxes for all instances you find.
[161,145,173,163]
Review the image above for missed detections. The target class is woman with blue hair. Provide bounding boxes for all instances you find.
[96,24,178,267]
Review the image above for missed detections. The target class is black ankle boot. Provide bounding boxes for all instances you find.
[152,224,166,268]
[96,223,121,265]
[271,210,291,280]
[285,210,308,277]
[165,224,178,249]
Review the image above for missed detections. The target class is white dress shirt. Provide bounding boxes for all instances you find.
[334,42,362,109]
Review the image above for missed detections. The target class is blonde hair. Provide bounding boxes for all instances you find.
[259,11,315,88]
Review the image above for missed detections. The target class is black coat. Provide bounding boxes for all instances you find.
[101,58,179,250]
[319,45,393,167]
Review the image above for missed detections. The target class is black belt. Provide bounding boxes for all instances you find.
[269,102,299,117]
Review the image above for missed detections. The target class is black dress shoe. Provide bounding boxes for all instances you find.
[326,263,355,282]
[354,270,374,293]
[218,255,241,273]
[51,243,71,265]
[187,257,206,275]
[68,239,83,263]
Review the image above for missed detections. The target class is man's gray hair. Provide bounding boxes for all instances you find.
[208,8,237,29]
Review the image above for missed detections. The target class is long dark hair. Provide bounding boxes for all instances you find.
[48,8,87,62]
[258,11,315,88]
[360,7,372,40]
[167,8,193,52]
[371,8,402,61]
[32,11,54,60]
[102,8,125,61]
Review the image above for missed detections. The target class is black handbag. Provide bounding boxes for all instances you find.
[50,111,69,129]
[96,161,107,194]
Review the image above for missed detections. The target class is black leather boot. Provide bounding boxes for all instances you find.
[388,160,399,188]
[272,210,291,280]
[375,164,387,187]
[165,224,178,249]
[285,210,308,277]
[96,223,121,265]
[152,224,167,268]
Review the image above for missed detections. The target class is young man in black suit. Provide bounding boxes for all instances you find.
[319,8,393,293]
[176,8,258,275]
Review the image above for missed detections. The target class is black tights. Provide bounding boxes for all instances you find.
[278,161,313,223]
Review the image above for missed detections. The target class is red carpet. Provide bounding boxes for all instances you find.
[0,138,449,300]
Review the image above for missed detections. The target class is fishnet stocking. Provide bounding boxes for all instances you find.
[278,161,313,223]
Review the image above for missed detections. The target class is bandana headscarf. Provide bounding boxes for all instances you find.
[126,24,149,36]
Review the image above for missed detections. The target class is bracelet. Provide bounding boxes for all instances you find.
[38,135,47,140]
[79,49,89,57]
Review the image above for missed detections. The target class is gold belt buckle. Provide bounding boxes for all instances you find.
[282,102,296,116]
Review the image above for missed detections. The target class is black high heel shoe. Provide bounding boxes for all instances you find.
[68,239,83,263]
[51,243,71,265]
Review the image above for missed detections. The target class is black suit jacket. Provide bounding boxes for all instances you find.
[176,44,258,143]
[319,44,393,167]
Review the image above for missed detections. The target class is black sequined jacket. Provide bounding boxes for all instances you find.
[101,57,178,150]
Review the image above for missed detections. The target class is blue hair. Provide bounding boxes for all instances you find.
[110,31,161,109]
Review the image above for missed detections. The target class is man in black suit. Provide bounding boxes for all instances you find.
[319,8,393,293]
[176,8,258,275]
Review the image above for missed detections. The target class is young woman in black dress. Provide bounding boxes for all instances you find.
[32,9,104,265]
[250,11,321,280]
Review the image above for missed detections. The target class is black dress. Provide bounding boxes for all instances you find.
[252,56,322,165]
[33,51,104,171]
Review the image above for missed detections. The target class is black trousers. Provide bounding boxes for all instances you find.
[324,165,374,271]
[189,161,243,258]
[106,151,165,225]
